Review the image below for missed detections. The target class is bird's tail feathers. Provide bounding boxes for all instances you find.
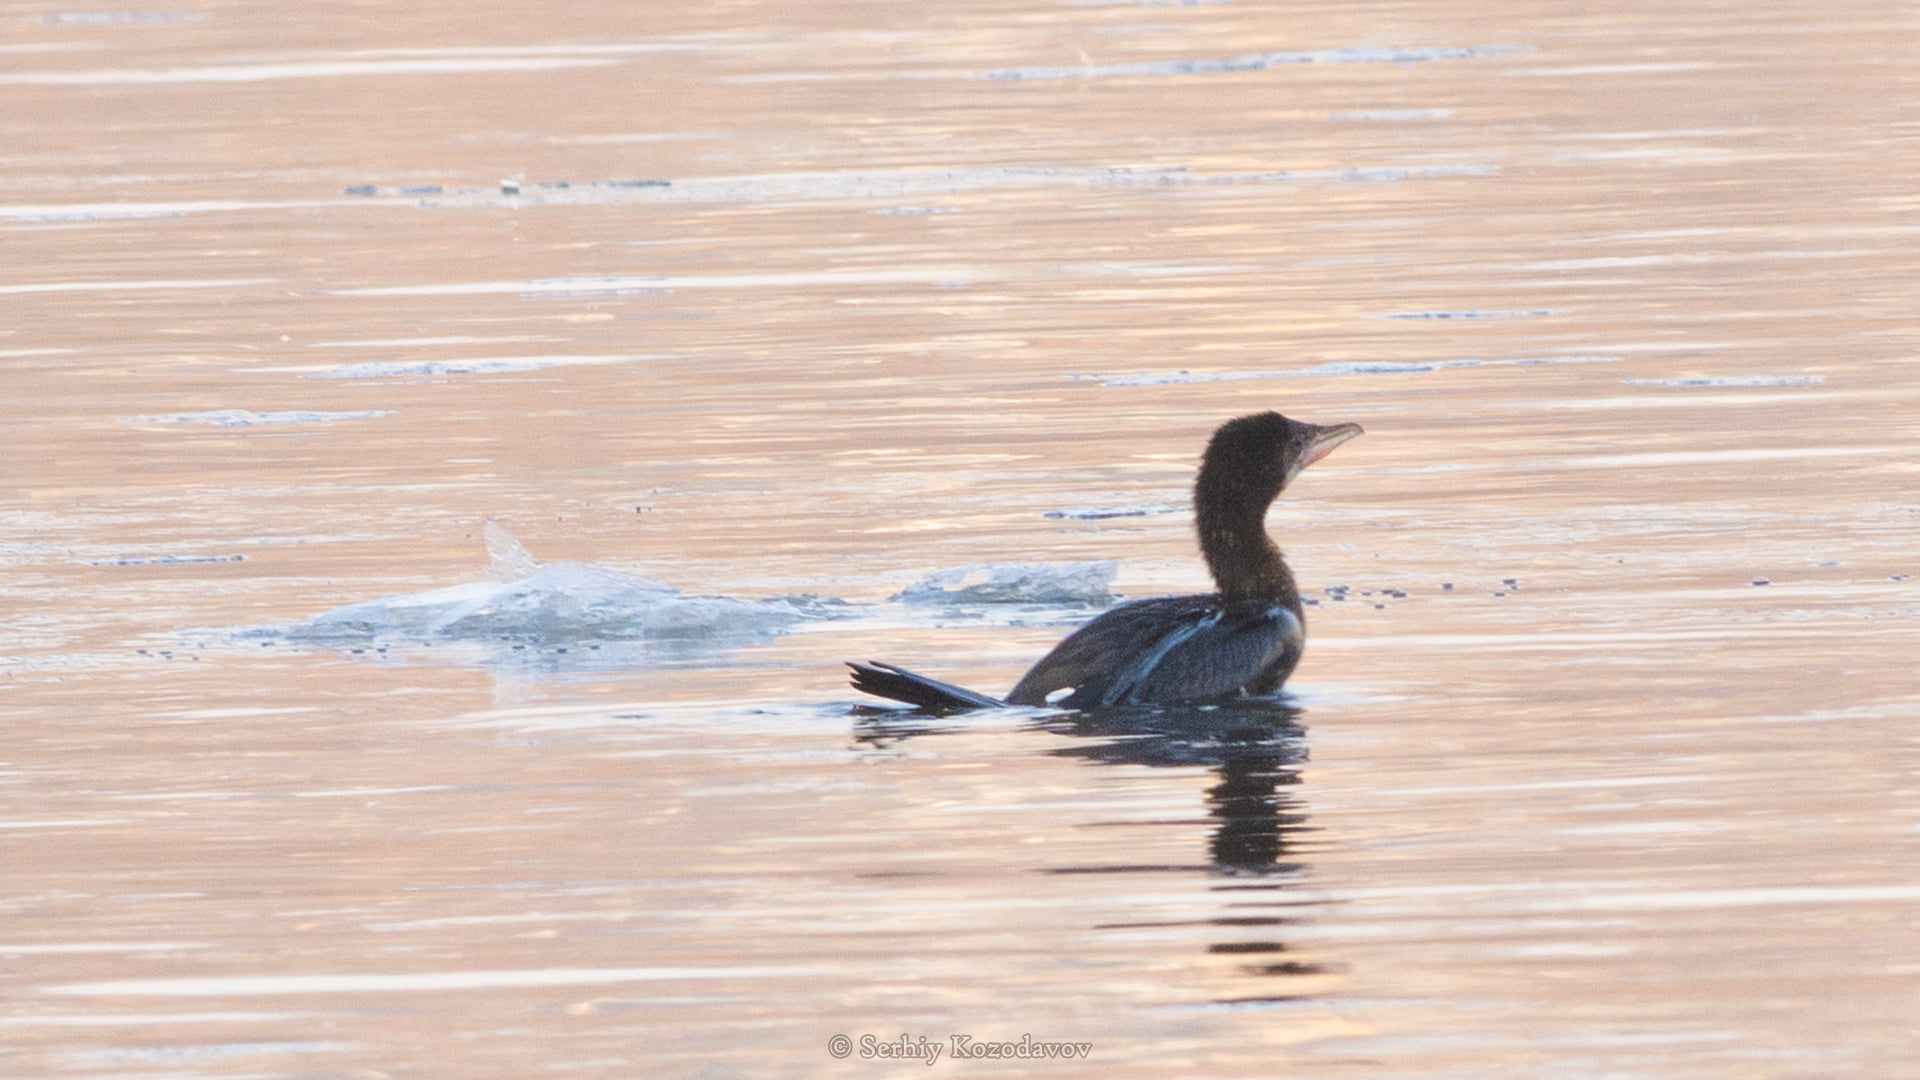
[847,661,1003,713]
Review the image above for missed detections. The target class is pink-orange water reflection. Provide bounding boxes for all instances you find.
[3,0,1918,1076]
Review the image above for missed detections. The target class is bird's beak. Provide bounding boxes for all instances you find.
[1299,422,1364,469]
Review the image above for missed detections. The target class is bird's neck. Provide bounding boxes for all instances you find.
[1196,497,1298,606]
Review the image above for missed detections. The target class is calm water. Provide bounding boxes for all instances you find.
[4,1,1918,1076]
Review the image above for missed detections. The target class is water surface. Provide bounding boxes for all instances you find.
[3,1,1917,1076]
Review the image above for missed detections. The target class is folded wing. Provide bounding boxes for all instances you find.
[1005,595,1303,709]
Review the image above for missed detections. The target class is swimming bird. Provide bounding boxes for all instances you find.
[848,411,1361,711]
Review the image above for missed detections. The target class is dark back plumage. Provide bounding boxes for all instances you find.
[1005,595,1303,708]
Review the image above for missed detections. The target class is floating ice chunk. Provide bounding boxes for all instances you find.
[892,562,1117,606]
[290,564,666,644]
[278,524,843,649]
[1336,164,1498,182]
[91,553,245,567]
[312,358,559,378]
[1081,354,1619,386]
[484,519,540,580]
[980,44,1522,81]
[1043,504,1181,520]
[284,566,826,646]
[122,409,392,426]
[1306,360,1478,375]
[307,357,574,379]
[1624,375,1824,388]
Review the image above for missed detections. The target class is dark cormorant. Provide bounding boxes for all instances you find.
[848,411,1361,711]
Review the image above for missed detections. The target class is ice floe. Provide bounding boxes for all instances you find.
[891,561,1117,607]
[240,524,1118,670]
[122,409,391,426]
[212,518,1136,668]
[275,522,846,651]
[1624,375,1824,388]
[1083,354,1620,387]
[306,355,650,379]
[979,44,1523,81]
[93,553,246,567]
[1042,504,1182,521]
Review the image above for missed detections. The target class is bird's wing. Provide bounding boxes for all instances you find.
[1004,596,1218,706]
[1112,601,1303,706]
[1005,595,1296,708]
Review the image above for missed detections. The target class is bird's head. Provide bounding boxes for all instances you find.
[1202,411,1363,502]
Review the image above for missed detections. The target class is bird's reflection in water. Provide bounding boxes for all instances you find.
[1032,699,1309,876]
[853,699,1329,995]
